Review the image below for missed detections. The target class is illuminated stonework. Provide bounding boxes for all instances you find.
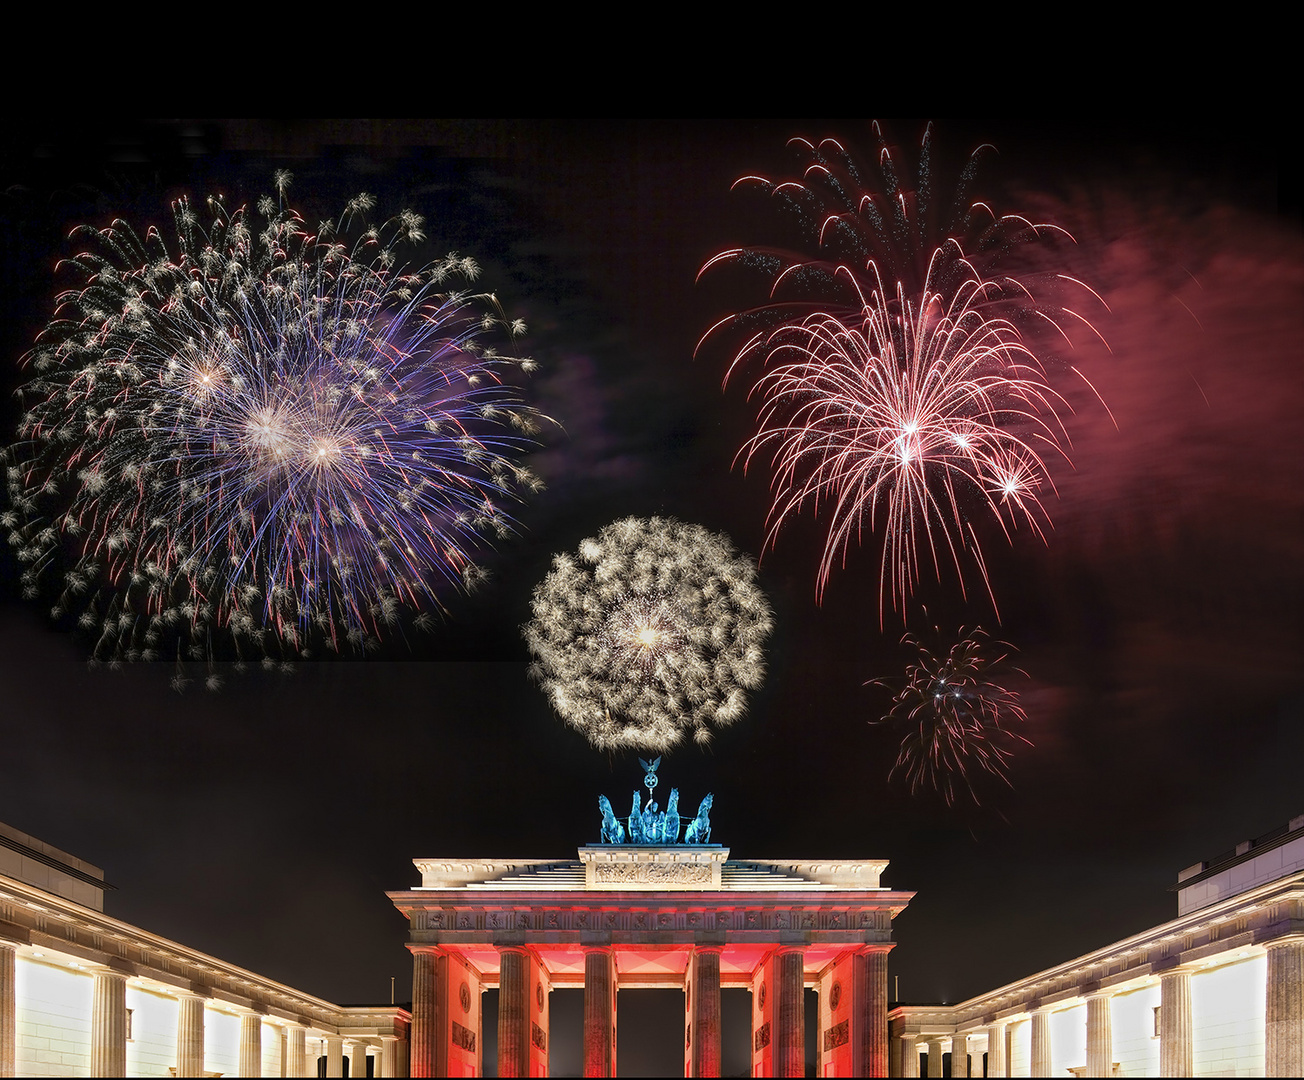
[0,820,408,1079]
[890,813,1304,1078]
[390,849,911,1077]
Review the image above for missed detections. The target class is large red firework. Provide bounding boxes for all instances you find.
[701,124,1108,618]
[741,265,1070,621]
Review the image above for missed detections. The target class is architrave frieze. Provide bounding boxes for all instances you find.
[393,891,911,949]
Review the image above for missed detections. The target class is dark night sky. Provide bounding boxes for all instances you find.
[1,119,1301,1072]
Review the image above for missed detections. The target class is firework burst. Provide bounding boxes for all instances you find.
[699,123,1108,615]
[523,517,772,752]
[743,270,1069,620]
[697,121,1098,366]
[3,178,547,668]
[869,626,1030,805]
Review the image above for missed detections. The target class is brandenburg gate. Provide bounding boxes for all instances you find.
[389,763,913,1077]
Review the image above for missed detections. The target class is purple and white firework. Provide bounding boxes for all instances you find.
[3,177,546,667]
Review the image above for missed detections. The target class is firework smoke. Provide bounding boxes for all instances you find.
[2,178,546,669]
[523,516,772,751]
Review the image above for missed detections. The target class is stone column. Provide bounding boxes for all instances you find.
[1159,969,1192,1077]
[498,947,530,1078]
[379,1035,398,1079]
[287,1026,307,1078]
[900,1035,919,1078]
[349,1041,370,1079]
[90,970,128,1078]
[924,1036,944,1078]
[326,1035,344,1078]
[408,946,439,1078]
[950,1033,969,1078]
[984,1022,1005,1079]
[1267,937,1304,1077]
[1086,991,1113,1078]
[689,946,722,1077]
[177,994,206,1077]
[1030,1008,1051,1077]
[774,947,805,1077]
[239,1012,263,1078]
[861,947,890,1077]
[584,947,617,1077]
[0,942,16,1080]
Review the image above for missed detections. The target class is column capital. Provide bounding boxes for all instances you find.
[858,942,896,955]
[1154,957,1201,977]
[407,943,444,956]
[1264,932,1304,949]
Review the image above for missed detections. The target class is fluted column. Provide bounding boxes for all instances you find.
[498,947,530,1078]
[984,1022,1005,1079]
[774,947,805,1077]
[287,1026,307,1078]
[900,1035,920,1077]
[326,1035,344,1078]
[1086,991,1113,1078]
[239,1012,263,1077]
[689,947,722,1077]
[350,1041,371,1079]
[862,947,890,1077]
[1159,969,1192,1077]
[177,994,206,1077]
[924,1036,944,1078]
[1267,938,1304,1077]
[90,970,128,1078]
[408,946,438,1077]
[379,1035,398,1079]
[1030,1008,1051,1077]
[950,1033,968,1078]
[583,948,617,1077]
[0,942,16,1080]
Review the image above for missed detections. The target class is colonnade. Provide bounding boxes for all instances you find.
[0,943,404,1079]
[897,937,1304,1077]
[410,940,890,1078]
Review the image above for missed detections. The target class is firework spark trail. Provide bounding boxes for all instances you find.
[3,179,547,669]
[869,626,1031,805]
[697,122,1083,370]
[700,124,1106,616]
[523,517,772,752]
[743,269,1070,622]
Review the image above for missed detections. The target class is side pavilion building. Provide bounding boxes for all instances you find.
[389,846,913,1077]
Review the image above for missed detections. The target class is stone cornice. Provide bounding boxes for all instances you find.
[413,859,563,888]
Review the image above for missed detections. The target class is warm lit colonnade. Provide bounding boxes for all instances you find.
[390,847,914,1077]
[1,821,409,1079]
[890,818,1304,1078]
